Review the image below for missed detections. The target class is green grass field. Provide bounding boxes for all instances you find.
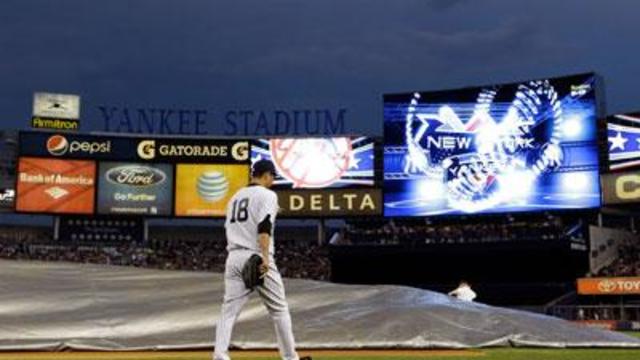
[1,348,639,360]
[1,333,639,360]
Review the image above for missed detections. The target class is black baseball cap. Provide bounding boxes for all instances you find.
[252,159,277,177]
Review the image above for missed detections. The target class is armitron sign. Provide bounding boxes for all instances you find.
[31,117,79,131]
[32,92,80,131]
[277,189,382,217]
[577,277,640,295]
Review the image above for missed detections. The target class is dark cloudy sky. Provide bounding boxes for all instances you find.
[1,0,639,135]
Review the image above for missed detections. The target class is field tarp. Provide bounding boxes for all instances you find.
[1,260,639,351]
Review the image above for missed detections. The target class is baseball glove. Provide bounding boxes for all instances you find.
[242,254,265,289]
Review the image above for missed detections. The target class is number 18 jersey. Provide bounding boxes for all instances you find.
[224,184,279,255]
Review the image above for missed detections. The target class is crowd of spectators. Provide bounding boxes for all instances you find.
[596,237,640,277]
[0,226,331,281]
[336,215,584,246]
[550,304,640,322]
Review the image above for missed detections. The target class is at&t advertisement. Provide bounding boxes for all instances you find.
[174,164,249,217]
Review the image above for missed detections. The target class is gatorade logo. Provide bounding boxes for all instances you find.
[231,141,249,161]
[137,140,156,160]
[46,134,111,156]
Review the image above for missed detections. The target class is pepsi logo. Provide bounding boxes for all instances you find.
[47,135,69,156]
[45,134,111,156]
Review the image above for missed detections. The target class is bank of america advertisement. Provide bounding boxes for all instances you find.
[16,157,95,214]
[174,164,249,217]
[97,162,173,216]
[383,73,602,216]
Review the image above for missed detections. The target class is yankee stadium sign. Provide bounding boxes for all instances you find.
[97,106,348,136]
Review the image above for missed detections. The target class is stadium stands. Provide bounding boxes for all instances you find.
[0,225,331,281]
[595,236,640,277]
[339,214,586,246]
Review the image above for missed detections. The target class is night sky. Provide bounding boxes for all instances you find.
[1,0,639,136]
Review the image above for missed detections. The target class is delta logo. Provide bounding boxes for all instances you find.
[46,134,111,157]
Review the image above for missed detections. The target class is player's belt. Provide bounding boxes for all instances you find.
[227,245,252,252]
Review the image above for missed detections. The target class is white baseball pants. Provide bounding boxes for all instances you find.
[214,250,299,360]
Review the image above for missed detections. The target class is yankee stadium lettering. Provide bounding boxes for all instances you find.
[99,106,347,136]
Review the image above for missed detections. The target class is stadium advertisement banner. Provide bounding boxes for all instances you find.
[575,320,618,330]
[136,138,250,163]
[31,116,80,131]
[33,92,80,120]
[607,113,640,171]
[16,157,95,214]
[0,130,17,212]
[19,131,251,164]
[577,277,640,295]
[277,189,383,217]
[383,73,602,217]
[19,131,136,160]
[0,188,15,212]
[601,171,640,204]
[97,162,173,216]
[174,163,249,217]
[251,137,376,188]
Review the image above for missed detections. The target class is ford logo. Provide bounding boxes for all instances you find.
[106,165,166,186]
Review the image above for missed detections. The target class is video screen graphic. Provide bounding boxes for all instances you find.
[174,164,249,217]
[97,162,173,216]
[607,113,640,171]
[16,157,96,214]
[383,73,601,216]
[251,137,375,188]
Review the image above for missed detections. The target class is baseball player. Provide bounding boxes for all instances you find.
[214,159,311,360]
[448,280,477,302]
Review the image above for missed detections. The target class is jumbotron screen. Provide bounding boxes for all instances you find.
[383,73,602,216]
[251,137,375,189]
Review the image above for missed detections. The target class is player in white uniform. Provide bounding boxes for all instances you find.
[214,160,311,360]
[448,280,477,302]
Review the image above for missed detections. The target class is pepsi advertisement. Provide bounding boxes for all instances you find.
[251,137,376,189]
[383,73,602,217]
[97,162,173,216]
[19,131,137,160]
